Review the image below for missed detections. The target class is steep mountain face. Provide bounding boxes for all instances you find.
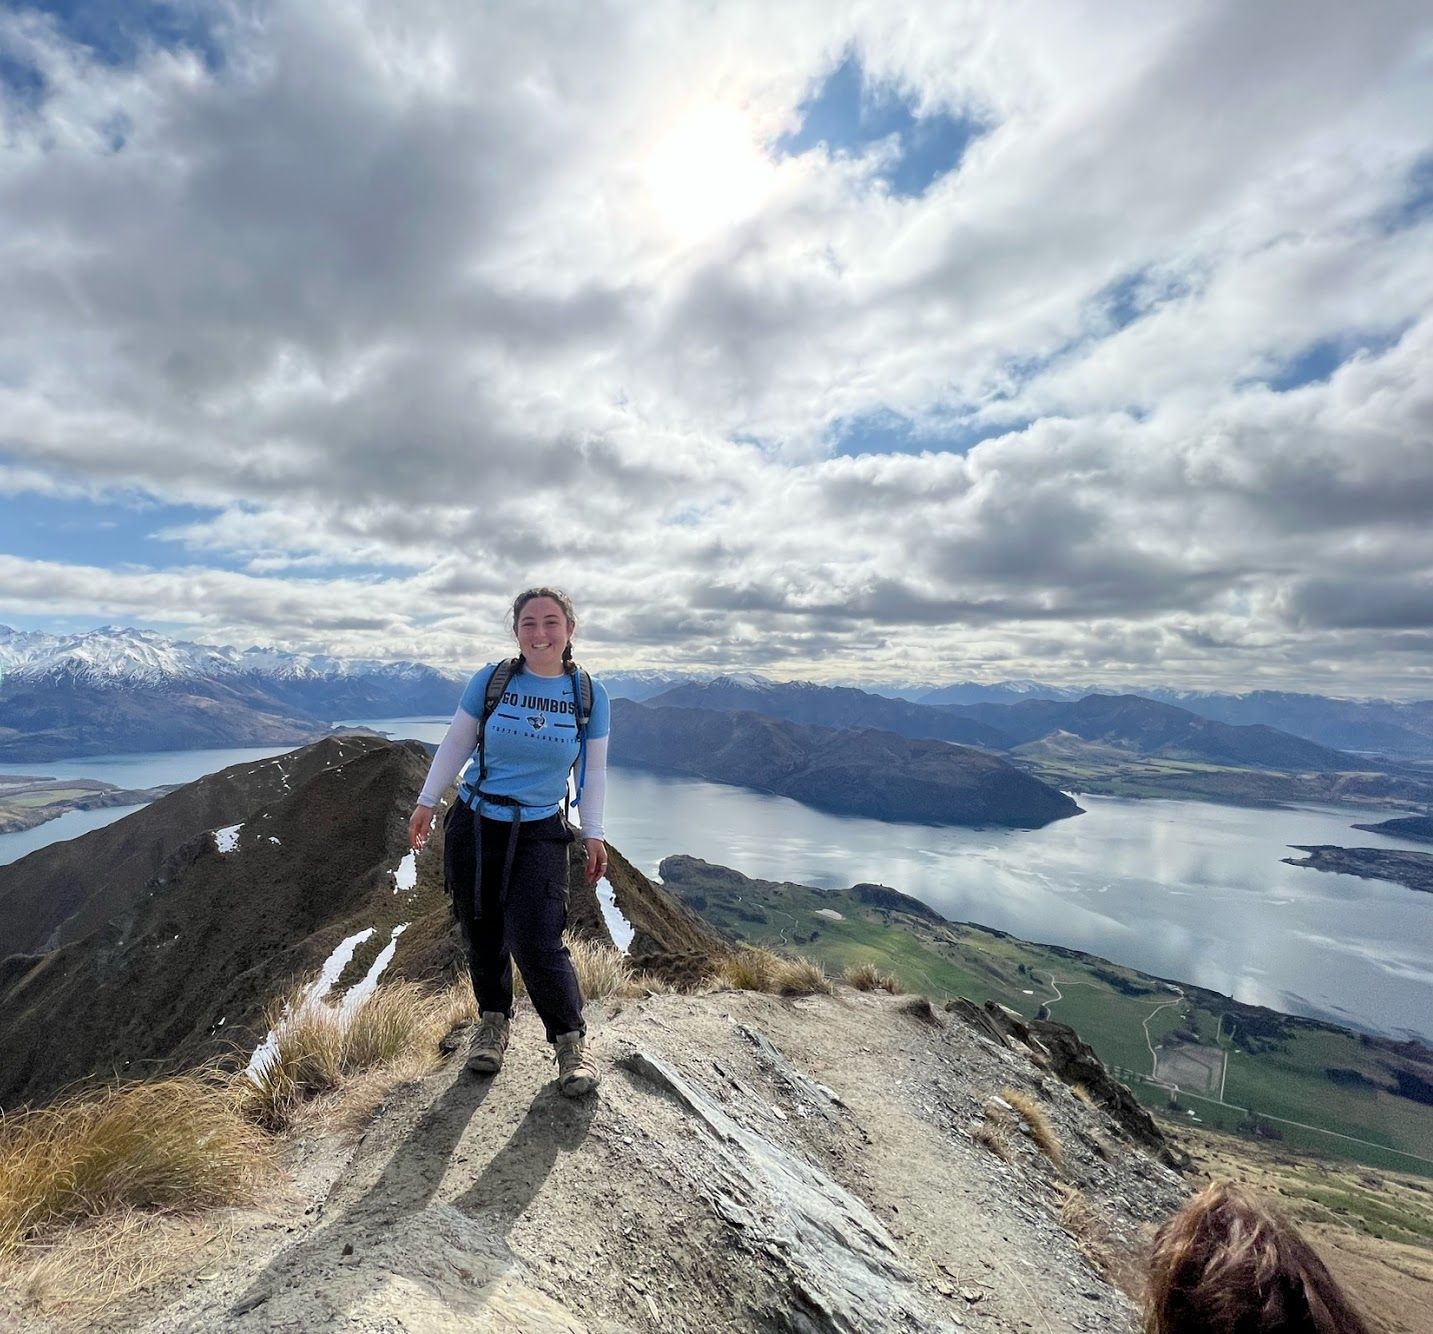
[0,736,730,1112]
[0,737,393,957]
[609,699,1081,828]
[647,676,1014,748]
[0,737,435,1109]
[0,675,324,762]
[0,625,463,761]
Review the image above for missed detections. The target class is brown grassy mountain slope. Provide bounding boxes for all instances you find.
[0,736,392,958]
[0,739,434,1109]
[0,737,733,1112]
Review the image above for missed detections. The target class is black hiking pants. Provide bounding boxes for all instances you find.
[443,805,585,1043]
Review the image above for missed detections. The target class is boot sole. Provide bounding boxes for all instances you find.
[467,1052,504,1074]
[558,1072,598,1096]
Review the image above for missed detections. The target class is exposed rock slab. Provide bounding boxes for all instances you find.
[619,1047,950,1334]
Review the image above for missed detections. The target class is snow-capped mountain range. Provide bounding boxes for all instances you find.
[0,626,472,763]
[0,625,453,689]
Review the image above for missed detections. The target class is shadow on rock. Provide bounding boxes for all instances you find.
[228,1062,494,1319]
[452,1085,596,1224]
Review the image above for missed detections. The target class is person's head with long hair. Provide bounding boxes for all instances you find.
[1145,1182,1370,1334]
[510,586,579,673]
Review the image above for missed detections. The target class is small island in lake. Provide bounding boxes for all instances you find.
[1350,815,1433,844]
[1283,844,1433,896]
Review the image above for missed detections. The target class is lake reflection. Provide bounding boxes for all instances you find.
[602,769,1433,1045]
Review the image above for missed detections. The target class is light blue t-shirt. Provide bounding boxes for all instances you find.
[455,663,611,822]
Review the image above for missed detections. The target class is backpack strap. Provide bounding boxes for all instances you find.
[568,663,594,804]
[475,657,521,791]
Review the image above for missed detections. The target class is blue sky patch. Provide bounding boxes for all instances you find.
[1381,154,1433,233]
[832,409,1030,458]
[1266,328,1405,392]
[0,43,47,109]
[1089,265,1195,336]
[0,491,232,570]
[777,53,986,198]
[14,1,227,72]
[0,489,422,585]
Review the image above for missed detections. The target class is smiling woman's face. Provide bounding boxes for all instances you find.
[515,596,573,675]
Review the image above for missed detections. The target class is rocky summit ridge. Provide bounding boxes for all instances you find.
[11,991,1191,1334]
[0,736,1202,1332]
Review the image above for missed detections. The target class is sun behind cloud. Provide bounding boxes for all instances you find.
[644,104,775,240]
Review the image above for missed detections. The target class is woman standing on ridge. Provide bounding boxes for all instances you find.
[408,587,610,1096]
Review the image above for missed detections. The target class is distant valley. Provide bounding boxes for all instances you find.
[639,677,1433,811]
[659,855,1433,1177]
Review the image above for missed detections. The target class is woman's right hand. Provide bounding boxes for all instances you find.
[409,804,435,851]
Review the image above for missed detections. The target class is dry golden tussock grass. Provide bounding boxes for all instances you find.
[566,935,637,1002]
[1002,1087,1066,1171]
[514,934,668,1002]
[714,948,833,996]
[1058,1186,1142,1296]
[714,946,782,991]
[841,962,905,994]
[777,955,834,996]
[240,978,469,1132]
[2,1209,230,1320]
[0,1072,273,1259]
[973,1119,1013,1162]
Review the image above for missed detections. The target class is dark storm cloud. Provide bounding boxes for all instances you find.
[1288,577,1433,632]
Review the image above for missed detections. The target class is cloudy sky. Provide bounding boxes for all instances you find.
[2,1,1431,695]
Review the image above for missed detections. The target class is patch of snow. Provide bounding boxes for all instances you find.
[214,824,242,853]
[310,928,376,1005]
[392,851,417,893]
[597,876,635,953]
[814,908,844,920]
[247,1032,280,1082]
[246,926,391,1083]
[341,925,408,1017]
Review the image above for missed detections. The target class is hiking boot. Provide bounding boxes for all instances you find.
[554,1031,599,1096]
[467,1011,509,1074]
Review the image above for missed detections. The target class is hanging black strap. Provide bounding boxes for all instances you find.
[476,657,522,792]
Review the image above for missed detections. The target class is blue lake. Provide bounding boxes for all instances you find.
[4,721,1431,1043]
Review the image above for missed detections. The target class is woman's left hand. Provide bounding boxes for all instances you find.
[585,838,608,884]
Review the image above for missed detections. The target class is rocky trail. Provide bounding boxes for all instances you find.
[35,986,1186,1334]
